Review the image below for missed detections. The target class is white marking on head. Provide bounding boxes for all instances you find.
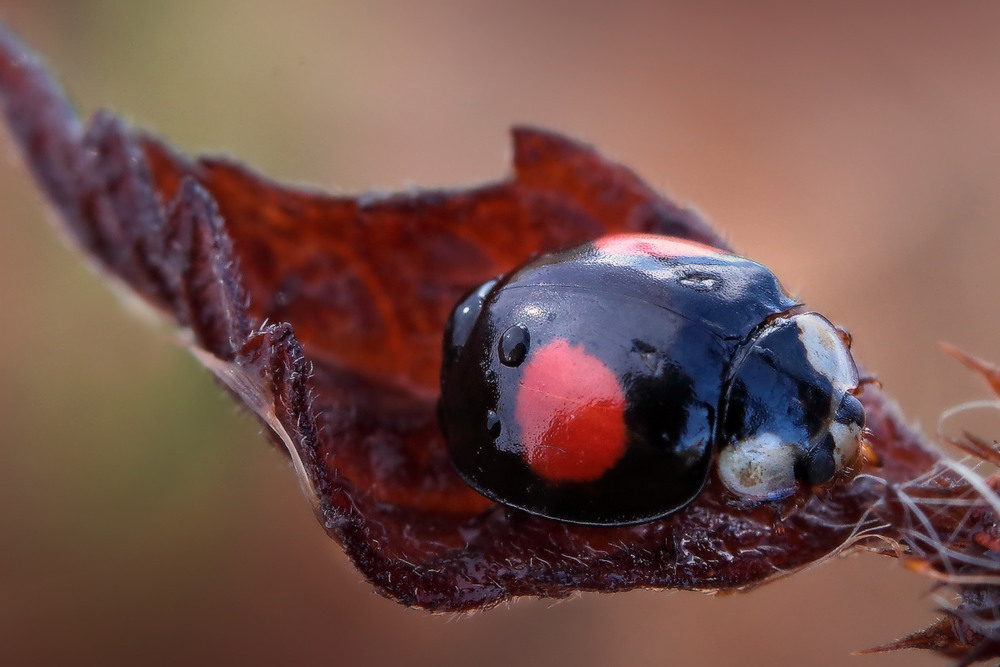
[829,418,863,469]
[717,433,799,501]
[794,313,859,393]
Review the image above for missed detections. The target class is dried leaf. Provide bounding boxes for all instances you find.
[942,343,1000,399]
[2,20,997,662]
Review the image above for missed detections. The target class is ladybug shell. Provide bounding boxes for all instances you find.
[439,235,800,525]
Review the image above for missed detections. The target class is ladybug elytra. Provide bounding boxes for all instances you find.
[439,234,866,526]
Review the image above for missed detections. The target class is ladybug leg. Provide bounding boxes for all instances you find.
[858,433,881,468]
[836,324,880,391]
[857,375,882,390]
[973,531,1000,553]
[835,325,853,348]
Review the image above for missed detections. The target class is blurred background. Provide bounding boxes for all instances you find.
[0,2,998,665]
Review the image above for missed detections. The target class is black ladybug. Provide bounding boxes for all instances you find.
[439,234,866,526]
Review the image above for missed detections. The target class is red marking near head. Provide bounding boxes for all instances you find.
[515,338,627,483]
[594,233,723,259]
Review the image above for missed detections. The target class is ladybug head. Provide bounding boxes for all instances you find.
[717,312,866,502]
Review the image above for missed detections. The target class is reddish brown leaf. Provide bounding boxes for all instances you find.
[5,20,999,664]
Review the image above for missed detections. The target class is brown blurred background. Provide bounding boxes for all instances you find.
[1,2,998,665]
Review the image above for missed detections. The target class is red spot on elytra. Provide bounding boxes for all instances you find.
[594,233,722,259]
[515,338,627,482]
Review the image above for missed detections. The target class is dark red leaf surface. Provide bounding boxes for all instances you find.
[1,19,997,661]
